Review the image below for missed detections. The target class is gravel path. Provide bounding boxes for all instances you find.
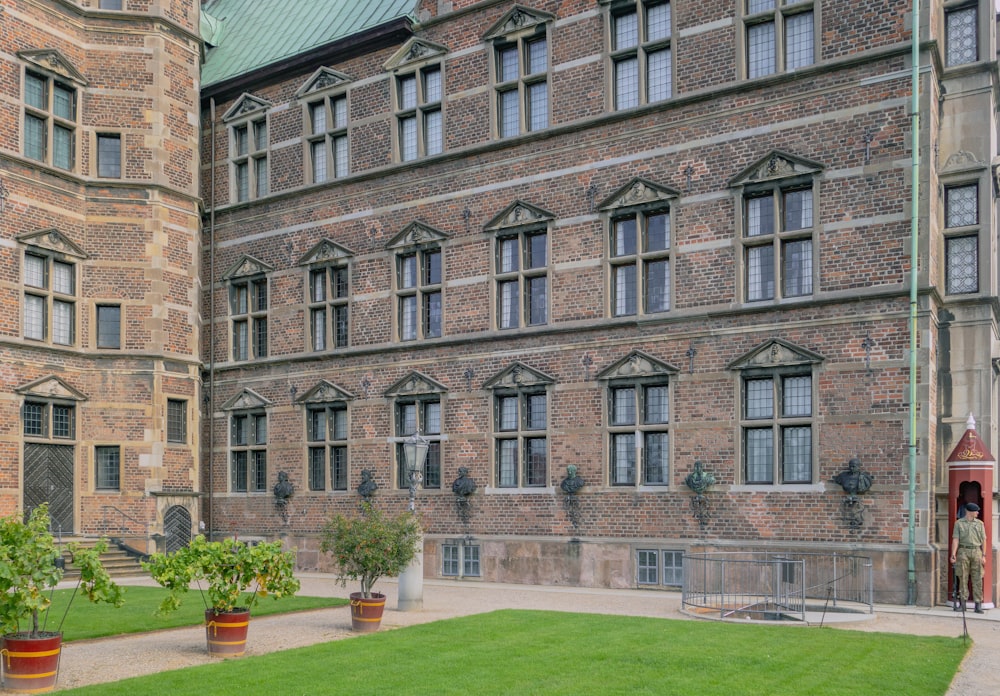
[15,574,997,694]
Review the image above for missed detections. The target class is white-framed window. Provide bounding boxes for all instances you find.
[492,21,550,137]
[95,445,121,491]
[742,184,814,302]
[307,93,349,183]
[944,3,978,67]
[442,540,481,577]
[395,64,443,162]
[637,549,683,586]
[307,403,348,491]
[394,397,442,490]
[741,371,813,484]
[96,133,122,178]
[23,400,75,439]
[608,381,670,486]
[231,116,268,202]
[496,228,548,329]
[230,276,268,361]
[944,183,979,295]
[309,264,350,350]
[494,389,548,488]
[743,0,815,78]
[231,410,267,492]
[24,250,76,345]
[610,208,671,316]
[167,398,187,444]
[608,0,673,110]
[397,247,442,341]
[23,69,76,170]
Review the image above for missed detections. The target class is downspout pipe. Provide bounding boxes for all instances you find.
[906,0,920,605]
[208,97,216,540]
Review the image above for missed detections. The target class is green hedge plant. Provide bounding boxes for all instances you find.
[320,502,421,598]
[143,535,300,615]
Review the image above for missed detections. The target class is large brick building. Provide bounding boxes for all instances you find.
[3,0,998,605]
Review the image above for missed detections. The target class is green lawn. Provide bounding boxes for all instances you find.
[35,586,345,641]
[60,610,967,695]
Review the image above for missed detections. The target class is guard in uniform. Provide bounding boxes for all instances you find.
[950,502,987,613]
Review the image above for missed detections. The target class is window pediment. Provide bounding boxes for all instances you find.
[599,178,680,212]
[483,5,555,40]
[597,351,679,380]
[298,239,354,266]
[384,371,448,397]
[18,49,88,86]
[729,151,824,188]
[384,39,448,71]
[16,375,87,402]
[223,254,273,280]
[222,93,271,122]
[386,222,450,250]
[484,200,554,232]
[296,380,354,404]
[728,339,824,371]
[17,228,88,259]
[295,67,353,98]
[221,388,271,411]
[484,362,555,390]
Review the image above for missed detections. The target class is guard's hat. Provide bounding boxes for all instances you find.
[965,503,981,512]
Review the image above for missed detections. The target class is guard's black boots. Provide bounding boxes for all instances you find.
[954,600,961,611]
[975,602,984,614]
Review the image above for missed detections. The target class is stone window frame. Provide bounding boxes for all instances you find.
[94,445,121,491]
[385,372,447,492]
[729,339,824,488]
[598,351,678,489]
[600,178,679,317]
[222,94,271,203]
[223,255,273,363]
[730,151,823,305]
[485,201,553,330]
[942,0,979,68]
[484,6,555,138]
[18,229,87,348]
[95,303,121,349]
[739,0,817,80]
[636,548,684,586]
[96,133,122,178]
[17,376,85,443]
[223,389,271,494]
[166,398,187,445]
[484,362,555,491]
[19,50,87,172]
[296,68,353,185]
[385,39,449,163]
[297,381,354,493]
[387,222,449,342]
[299,239,354,351]
[943,181,981,296]
[601,0,674,111]
[441,539,481,577]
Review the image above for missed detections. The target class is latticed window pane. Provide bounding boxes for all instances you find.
[527,82,548,131]
[782,426,812,482]
[784,12,814,69]
[311,141,327,183]
[310,102,326,134]
[24,115,45,161]
[234,125,248,156]
[645,259,670,312]
[663,550,684,585]
[24,294,44,340]
[424,68,442,103]
[946,185,977,228]
[644,432,668,484]
[231,451,248,491]
[614,264,637,316]
[499,237,519,273]
[946,235,978,294]
[499,281,519,328]
[746,196,774,237]
[442,545,460,576]
[614,10,638,49]
[615,57,639,110]
[311,308,326,350]
[400,116,417,161]
[97,305,121,348]
[25,73,46,109]
[524,438,547,486]
[333,136,348,177]
[745,378,773,419]
[254,157,268,197]
[332,97,348,128]
[783,189,812,230]
[498,439,518,486]
[332,447,347,490]
[235,162,249,201]
[783,239,812,297]
[23,403,44,436]
[747,245,775,300]
[399,75,417,110]
[498,46,519,82]
[647,48,671,102]
[53,262,73,295]
[946,7,977,66]
[308,409,325,441]
[52,300,73,345]
[53,405,73,438]
[400,296,417,340]
[253,121,267,151]
[253,414,267,445]
[231,414,247,446]
[612,433,636,484]
[747,22,776,78]
[614,218,638,255]
[638,550,659,584]
[463,545,481,576]
[526,394,546,430]
[53,126,73,170]
[426,110,443,155]
[526,38,547,75]
[782,375,811,417]
[253,317,267,357]
[745,428,773,483]
[308,448,325,490]
[97,134,121,178]
[331,407,347,440]
[747,0,775,13]
[398,403,417,436]
[647,2,672,40]
[53,84,74,120]
[612,387,636,425]
[645,385,669,423]
[96,446,120,490]
[252,450,267,491]
[527,277,547,325]
[25,255,45,288]
[647,212,670,251]
[423,292,442,337]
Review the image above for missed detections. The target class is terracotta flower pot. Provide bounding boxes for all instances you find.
[1,632,62,693]
[349,592,386,632]
[205,608,250,657]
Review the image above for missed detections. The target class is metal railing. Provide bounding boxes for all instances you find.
[682,552,874,622]
[101,505,149,547]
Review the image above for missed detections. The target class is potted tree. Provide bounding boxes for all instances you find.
[320,501,421,632]
[142,535,300,657]
[0,504,124,693]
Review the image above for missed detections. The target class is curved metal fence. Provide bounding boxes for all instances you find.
[682,552,873,622]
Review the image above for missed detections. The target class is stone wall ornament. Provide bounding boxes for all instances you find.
[357,469,378,506]
[832,457,873,530]
[684,461,715,528]
[560,465,585,529]
[451,467,477,524]
[272,471,294,523]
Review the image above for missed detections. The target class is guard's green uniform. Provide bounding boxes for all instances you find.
[953,516,986,603]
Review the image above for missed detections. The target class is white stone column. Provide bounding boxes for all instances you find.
[396,533,424,611]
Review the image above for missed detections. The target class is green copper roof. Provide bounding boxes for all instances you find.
[200,0,419,88]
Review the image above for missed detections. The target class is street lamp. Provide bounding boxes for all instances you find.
[403,431,429,512]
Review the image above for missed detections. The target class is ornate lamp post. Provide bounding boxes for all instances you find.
[398,431,429,611]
